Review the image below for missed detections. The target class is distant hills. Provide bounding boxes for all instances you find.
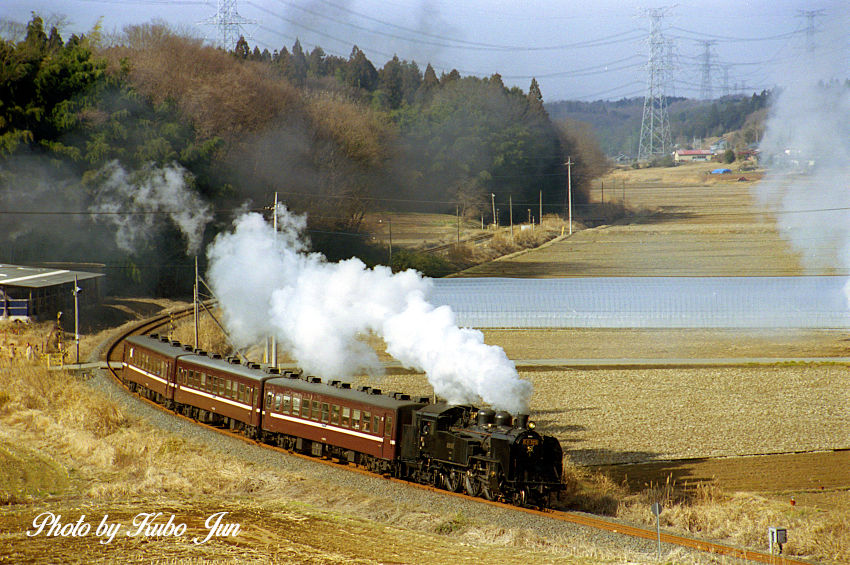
[546,92,771,157]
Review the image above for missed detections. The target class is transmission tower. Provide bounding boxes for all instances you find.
[698,40,717,100]
[720,64,731,98]
[797,9,825,53]
[638,8,673,162]
[199,0,256,52]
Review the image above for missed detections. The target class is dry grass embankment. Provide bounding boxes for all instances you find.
[0,327,648,564]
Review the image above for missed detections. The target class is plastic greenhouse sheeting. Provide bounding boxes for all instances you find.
[429,276,850,328]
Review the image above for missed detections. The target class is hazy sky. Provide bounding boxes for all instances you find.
[4,0,848,102]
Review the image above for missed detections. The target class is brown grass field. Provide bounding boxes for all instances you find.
[1,163,848,563]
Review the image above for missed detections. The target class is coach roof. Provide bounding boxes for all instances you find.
[127,334,425,410]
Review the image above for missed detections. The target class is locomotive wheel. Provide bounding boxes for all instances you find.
[463,473,480,497]
[444,470,462,492]
[513,488,529,507]
[481,484,495,501]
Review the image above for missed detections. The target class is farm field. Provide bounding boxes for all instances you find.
[458,163,804,277]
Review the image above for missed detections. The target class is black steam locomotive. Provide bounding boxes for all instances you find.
[400,403,563,506]
[121,334,563,507]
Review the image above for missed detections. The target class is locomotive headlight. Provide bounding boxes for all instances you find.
[528,421,536,430]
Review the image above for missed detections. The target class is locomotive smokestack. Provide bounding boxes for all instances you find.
[516,414,529,428]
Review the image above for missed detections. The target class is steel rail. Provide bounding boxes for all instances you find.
[103,313,816,565]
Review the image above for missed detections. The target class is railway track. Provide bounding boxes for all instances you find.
[102,312,814,565]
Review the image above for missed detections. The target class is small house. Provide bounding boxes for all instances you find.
[674,149,715,163]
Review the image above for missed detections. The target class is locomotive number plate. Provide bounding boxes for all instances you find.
[522,439,539,446]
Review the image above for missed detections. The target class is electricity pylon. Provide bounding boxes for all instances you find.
[638,8,673,162]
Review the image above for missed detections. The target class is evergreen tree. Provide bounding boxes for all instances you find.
[290,39,307,86]
[527,77,545,115]
[377,55,403,109]
[346,45,377,91]
[308,46,326,77]
[233,36,249,59]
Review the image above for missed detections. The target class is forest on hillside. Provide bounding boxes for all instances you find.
[0,16,608,293]
[547,92,772,156]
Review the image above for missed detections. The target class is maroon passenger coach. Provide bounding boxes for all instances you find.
[121,334,428,471]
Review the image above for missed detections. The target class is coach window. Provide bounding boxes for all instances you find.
[321,403,329,423]
[238,383,245,402]
[224,380,231,398]
[247,387,254,406]
[352,409,361,430]
[200,373,206,390]
[331,404,340,425]
[341,407,350,427]
[385,416,393,438]
[273,393,283,411]
[362,411,371,433]
[311,400,320,421]
[266,392,274,410]
[301,397,310,419]
[373,414,381,435]
[282,394,291,413]
[292,395,301,417]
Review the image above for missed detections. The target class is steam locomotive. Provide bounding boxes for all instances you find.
[121,333,564,506]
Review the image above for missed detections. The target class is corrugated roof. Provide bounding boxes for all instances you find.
[0,264,103,289]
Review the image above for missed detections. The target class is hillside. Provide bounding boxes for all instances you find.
[546,92,770,156]
[0,15,607,293]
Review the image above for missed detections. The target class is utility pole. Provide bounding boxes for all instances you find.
[539,190,543,225]
[270,192,278,368]
[509,195,513,238]
[456,205,460,244]
[491,193,497,228]
[194,256,199,350]
[72,275,80,365]
[388,217,393,264]
[565,157,573,235]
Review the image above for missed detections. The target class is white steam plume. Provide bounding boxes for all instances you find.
[753,13,850,301]
[91,160,212,255]
[207,206,532,414]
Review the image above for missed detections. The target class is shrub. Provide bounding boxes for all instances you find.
[390,249,455,277]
